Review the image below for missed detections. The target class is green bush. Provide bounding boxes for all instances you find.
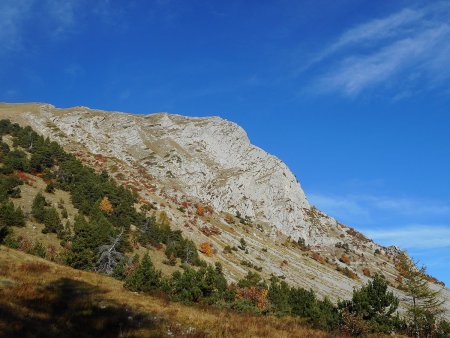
[29,242,46,258]
[237,271,266,288]
[45,182,55,193]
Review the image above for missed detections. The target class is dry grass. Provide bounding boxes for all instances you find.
[19,261,51,273]
[0,246,339,337]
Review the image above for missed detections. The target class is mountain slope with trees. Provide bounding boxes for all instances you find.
[1,104,449,337]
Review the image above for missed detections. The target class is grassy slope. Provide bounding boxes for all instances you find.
[0,246,339,338]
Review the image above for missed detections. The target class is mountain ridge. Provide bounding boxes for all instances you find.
[1,102,448,318]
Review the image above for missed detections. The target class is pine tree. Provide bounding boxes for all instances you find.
[31,192,47,223]
[65,215,110,270]
[124,252,161,292]
[0,201,25,227]
[339,274,399,333]
[42,207,63,235]
[268,277,292,315]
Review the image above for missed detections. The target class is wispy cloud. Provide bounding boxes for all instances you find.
[45,0,81,38]
[309,193,450,218]
[311,191,450,270]
[0,0,118,54]
[313,8,424,66]
[365,225,450,249]
[307,2,450,97]
[0,0,33,51]
[309,193,370,220]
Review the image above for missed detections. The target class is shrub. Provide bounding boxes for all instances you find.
[236,287,268,309]
[166,264,228,304]
[199,242,213,256]
[61,208,68,219]
[336,265,358,280]
[196,205,204,216]
[237,271,266,289]
[310,252,326,264]
[339,309,370,336]
[224,213,235,224]
[297,237,310,251]
[29,242,47,258]
[45,182,55,193]
[339,254,351,265]
[238,238,247,251]
[3,232,19,248]
[223,245,232,254]
[362,267,371,277]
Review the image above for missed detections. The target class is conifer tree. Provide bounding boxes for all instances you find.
[124,252,161,292]
[339,274,399,333]
[42,207,63,235]
[31,192,47,223]
[397,252,444,337]
[99,196,113,214]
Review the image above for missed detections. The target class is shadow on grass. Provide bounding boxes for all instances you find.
[0,278,165,338]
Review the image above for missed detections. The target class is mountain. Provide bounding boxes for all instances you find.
[1,102,449,318]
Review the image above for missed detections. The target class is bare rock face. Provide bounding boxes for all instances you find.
[19,104,326,243]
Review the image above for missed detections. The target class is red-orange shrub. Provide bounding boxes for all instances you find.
[236,287,268,309]
[196,205,205,216]
[310,252,326,265]
[340,254,351,265]
[199,242,213,256]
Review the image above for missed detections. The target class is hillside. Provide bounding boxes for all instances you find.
[0,246,335,338]
[0,102,449,337]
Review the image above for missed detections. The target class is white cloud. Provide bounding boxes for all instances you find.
[0,0,117,54]
[314,8,424,65]
[45,0,81,37]
[365,225,450,249]
[310,193,450,218]
[308,2,450,97]
[309,193,370,218]
[0,0,33,51]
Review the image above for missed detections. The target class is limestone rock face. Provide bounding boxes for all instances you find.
[21,104,321,242]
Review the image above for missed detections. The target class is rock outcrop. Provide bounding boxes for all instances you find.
[19,104,323,243]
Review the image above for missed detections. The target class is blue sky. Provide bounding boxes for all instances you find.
[1,0,449,285]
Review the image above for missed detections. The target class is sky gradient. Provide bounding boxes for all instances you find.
[1,0,449,285]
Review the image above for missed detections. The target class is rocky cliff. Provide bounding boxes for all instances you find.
[12,104,321,242]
